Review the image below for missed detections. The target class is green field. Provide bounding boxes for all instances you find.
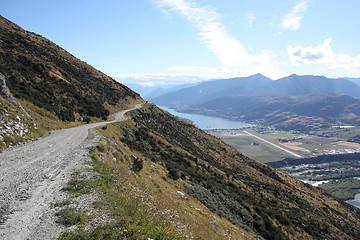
[208,127,360,202]
[208,127,360,163]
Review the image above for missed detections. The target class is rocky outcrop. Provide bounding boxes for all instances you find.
[0,72,33,143]
[0,114,31,139]
[0,72,29,116]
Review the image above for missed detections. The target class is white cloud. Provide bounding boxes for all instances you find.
[168,65,228,72]
[280,0,310,30]
[155,0,270,67]
[153,0,289,80]
[288,38,360,73]
[111,73,219,86]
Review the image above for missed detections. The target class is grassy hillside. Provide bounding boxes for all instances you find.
[57,121,255,240]
[59,103,360,239]
[0,15,142,122]
[99,103,360,240]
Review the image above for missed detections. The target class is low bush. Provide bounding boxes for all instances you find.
[132,157,143,172]
[55,207,89,226]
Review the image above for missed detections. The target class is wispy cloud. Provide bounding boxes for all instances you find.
[154,0,287,79]
[280,0,310,30]
[288,38,360,72]
[247,12,255,28]
[155,0,268,67]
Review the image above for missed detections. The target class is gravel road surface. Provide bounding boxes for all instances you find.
[0,104,141,240]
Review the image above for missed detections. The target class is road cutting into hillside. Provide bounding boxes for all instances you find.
[0,104,142,240]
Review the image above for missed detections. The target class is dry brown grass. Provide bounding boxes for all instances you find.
[96,122,256,240]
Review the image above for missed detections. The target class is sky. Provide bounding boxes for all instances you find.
[1,0,360,86]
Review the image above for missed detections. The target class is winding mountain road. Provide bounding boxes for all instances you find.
[0,104,142,240]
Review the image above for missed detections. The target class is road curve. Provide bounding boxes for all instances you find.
[0,104,142,240]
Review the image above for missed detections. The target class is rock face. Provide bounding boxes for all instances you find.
[0,72,28,116]
[0,71,32,143]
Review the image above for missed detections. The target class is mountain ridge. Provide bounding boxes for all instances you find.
[152,74,360,107]
[150,73,273,106]
[0,15,141,122]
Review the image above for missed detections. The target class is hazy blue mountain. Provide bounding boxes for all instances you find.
[122,82,197,99]
[151,73,273,106]
[344,77,360,87]
[253,74,360,98]
[153,74,360,108]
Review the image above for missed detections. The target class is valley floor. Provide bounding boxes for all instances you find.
[209,127,360,207]
[208,127,360,163]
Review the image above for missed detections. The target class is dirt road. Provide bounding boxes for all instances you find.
[0,104,142,240]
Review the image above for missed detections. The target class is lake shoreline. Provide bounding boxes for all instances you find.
[159,105,253,130]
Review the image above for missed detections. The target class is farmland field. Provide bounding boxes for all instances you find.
[208,127,360,163]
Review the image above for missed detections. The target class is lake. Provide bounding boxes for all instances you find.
[160,106,253,130]
[346,193,360,209]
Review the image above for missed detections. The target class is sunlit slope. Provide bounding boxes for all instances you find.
[119,104,360,239]
[0,15,142,122]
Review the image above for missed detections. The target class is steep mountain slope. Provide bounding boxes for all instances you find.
[265,94,360,131]
[0,15,141,122]
[151,73,272,106]
[120,104,360,239]
[185,94,299,121]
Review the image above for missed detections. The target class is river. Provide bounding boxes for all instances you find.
[160,106,253,130]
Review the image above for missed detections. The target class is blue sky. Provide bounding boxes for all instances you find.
[1,0,360,86]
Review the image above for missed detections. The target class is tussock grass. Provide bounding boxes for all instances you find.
[53,200,72,207]
[58,144,182,240]
[56,207,89,227]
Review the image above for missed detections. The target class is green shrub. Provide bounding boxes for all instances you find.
[96,143,106,152]
[132,157,143,172]
[168,168,180,180]
[83,116,91,124]
[61,172,93,197]
[53,200,72,207]
[55,207,89,226]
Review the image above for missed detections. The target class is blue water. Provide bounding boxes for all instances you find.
[346,200,360,209]
[160,106,253,130]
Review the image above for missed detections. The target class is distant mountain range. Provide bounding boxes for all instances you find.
[122,82,196,99]
[152,74,360,106]
[152,74,360,132]
[151,73,272,106]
